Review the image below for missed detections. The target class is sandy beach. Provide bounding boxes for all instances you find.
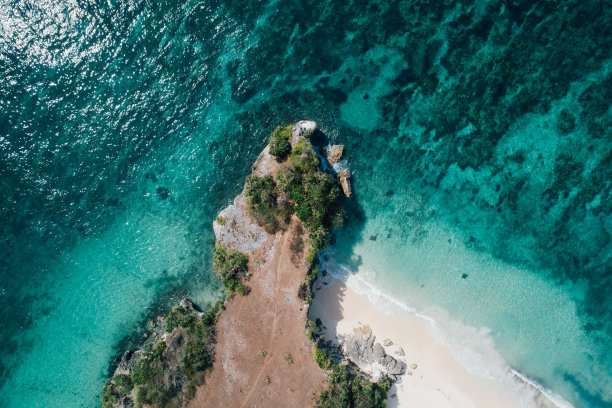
[309,275,563,408]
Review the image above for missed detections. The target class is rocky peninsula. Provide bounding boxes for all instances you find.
[101,121,397,408]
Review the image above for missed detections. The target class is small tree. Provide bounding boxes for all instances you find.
[269,125,292,162]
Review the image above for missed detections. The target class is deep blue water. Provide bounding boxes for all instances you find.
[0,0,610,407]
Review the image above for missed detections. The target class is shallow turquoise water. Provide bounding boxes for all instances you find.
[1,0,611,407]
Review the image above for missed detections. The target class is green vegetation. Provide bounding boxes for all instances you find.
[182,339,212,378]
[312,342,331,370]
[284,353,294,364]
[278,137,342,252]
[244,174,292,233]
[317,364,391,408]
[216,215,227,225]
[102,381,117,408]
[102,300,223,408]
[269,125,292,161]
[263,375,271,385]
[306,320,317,341]
[248,126,343,255]
[258,349,267,357]
[212,242,249,296]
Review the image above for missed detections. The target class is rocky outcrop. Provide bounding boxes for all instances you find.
[115,350,143,376]
[343,325,407,382]
[291,120,316,145]
[213,194,267,253]
[338,169,352,198]
[328,145,344,166]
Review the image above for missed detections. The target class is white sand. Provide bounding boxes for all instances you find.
[309,277,562,408]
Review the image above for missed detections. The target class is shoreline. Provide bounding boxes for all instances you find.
[309,265,574,408]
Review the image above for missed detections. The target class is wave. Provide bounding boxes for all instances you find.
[319,256,575,408]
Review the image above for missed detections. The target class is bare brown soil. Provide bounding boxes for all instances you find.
[189,216,326,407]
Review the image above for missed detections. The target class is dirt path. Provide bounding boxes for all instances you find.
[189,217,326,407]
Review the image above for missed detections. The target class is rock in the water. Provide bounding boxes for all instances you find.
[410,362,417,369]
[328,145,344,166]
[395,346,405,356]
[383,338,393,346]
[339,169,352,198]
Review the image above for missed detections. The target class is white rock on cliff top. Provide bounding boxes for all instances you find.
[291,120,316,145]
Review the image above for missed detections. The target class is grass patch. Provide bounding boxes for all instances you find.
[216,215,227,225]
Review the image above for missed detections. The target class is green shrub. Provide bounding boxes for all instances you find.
[278,152,342,252]
[313,342,331,370]
[317,364,391,408]
[216,216,227,225]
[306,320,317,340]
[269,125,292,162]
[152,341,166,361]
[166,305,198,333]
[113,374,133,396]
[133,384,170,408]
[202,299,225,326]
[244,174,292,233]
[102,380,117,407]
[131,357,162,386]
[288,137,319,174]
[307,262,319,285]
[213,242,249,296]
[182,339,212,378]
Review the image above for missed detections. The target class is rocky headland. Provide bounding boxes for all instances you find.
[101,121,396,408]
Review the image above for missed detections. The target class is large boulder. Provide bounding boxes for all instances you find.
[372,343,386,363]
[338,169,352,198]
[328,145,344,166]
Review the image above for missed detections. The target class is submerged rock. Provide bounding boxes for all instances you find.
[383,338,393,346]
[339,169,352,198]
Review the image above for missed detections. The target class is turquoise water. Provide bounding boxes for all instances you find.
[1,0,611,407]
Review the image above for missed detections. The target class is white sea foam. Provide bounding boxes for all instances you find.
[319,256,575,408]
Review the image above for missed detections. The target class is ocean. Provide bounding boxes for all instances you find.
[0,0,610,407]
